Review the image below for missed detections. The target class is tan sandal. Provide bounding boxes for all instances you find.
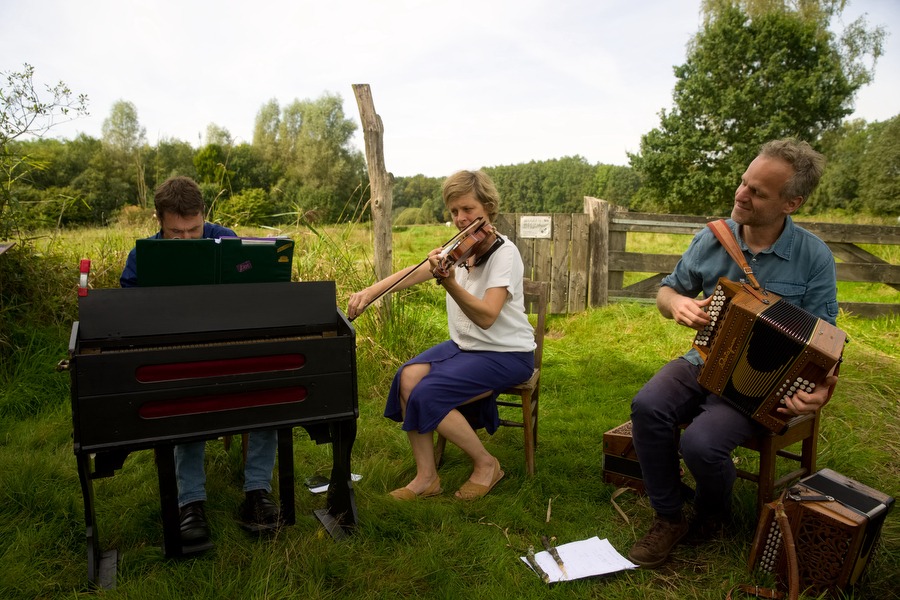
[389,477,443,500]
[455,459,504,501]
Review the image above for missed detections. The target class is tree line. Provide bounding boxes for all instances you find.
[1,1,897,241]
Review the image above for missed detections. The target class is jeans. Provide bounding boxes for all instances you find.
[174,430,278,507]
[630,358,762,516]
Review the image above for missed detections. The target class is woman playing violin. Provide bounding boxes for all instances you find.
[347,170,535,501]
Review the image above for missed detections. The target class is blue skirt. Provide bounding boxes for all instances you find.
[385,340,534,434]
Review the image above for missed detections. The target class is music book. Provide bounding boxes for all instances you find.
[135,237,294,286]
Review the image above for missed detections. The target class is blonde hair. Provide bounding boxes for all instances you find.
[442,170,500,222]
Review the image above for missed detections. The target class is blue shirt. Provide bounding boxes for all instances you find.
[119,222,237,288]
[661,216,839,365]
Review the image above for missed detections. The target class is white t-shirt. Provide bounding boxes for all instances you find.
[446,234,536,353]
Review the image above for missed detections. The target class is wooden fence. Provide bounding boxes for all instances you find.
[496,198,900,318]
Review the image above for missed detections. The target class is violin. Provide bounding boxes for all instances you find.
[348,217,500,321]
[433,218,497,279]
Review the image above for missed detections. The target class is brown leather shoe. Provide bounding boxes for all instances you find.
[627,514,689,568]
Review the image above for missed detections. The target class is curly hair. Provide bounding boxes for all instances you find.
[759,138,826,204]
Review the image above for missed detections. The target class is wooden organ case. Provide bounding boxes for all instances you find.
[65,281,358,587]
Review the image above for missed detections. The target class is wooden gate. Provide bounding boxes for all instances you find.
[498,200,900,318]
[494,213,589,315]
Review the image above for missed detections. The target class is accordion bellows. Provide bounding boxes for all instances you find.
[693,278,846,434]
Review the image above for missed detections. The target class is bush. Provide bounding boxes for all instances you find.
[114,205,156,227]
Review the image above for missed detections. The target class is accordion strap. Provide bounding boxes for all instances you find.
[707,219,763,291]
[726,492,800,600]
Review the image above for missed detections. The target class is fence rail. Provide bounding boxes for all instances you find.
[497,199,900,318]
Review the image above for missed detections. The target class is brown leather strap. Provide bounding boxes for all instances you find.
[774,496,800,600]
[728,492,799,600]
[707,220,762,290]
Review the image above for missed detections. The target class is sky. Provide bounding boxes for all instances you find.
[2,0,898,178]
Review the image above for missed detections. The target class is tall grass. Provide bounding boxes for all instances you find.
[0,223,897,599]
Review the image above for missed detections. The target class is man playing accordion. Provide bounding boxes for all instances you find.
[627,138,840,568]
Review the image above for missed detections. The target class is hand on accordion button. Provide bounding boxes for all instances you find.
[777,374,839,416]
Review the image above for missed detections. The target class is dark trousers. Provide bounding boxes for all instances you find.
[630,358,762,516]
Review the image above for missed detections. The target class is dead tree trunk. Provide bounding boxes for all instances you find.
[352,84,394,319]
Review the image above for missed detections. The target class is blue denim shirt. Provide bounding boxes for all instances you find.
[661,216,839,365]
[119,222,237,288]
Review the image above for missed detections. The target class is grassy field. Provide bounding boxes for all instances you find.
[0,219,897,599]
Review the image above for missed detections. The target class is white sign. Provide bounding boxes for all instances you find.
[520,216,552,239]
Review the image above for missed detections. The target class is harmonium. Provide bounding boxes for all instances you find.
[64,281,358,588]
[692,278,846,434]
[748,468,894,597]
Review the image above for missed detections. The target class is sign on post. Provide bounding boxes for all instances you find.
[520,216,552,239]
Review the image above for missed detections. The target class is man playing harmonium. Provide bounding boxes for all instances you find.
[120,176,280,547]
[627,138,840,568]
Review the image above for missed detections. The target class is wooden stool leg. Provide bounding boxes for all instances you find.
[434,434,447,468]
[756,438,776,515]
[521,391,535,476]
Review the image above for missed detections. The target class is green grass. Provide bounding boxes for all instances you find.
[0,222,897,599]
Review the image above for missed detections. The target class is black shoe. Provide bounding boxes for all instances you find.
[240,489,280,527]
[179,501,210,545]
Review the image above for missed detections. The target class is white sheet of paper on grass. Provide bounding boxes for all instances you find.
[520,536,637,583]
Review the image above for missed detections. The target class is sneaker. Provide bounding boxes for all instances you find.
[179,501,210,544]
[627,514,689,568]
[240,489,280,527]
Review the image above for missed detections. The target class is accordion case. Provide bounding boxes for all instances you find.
[602,421,645,493]
[748,468,894,596]
[693,278,846,434]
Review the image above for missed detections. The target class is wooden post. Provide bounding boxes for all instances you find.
[584,197,609,307]
[352,84,394,318]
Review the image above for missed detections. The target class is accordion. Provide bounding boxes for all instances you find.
[748,469,894,597]
[692,278,846,434]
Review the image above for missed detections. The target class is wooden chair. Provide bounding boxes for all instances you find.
[679,411,820,515]
[434,278,549,476]
[734,412,820,515]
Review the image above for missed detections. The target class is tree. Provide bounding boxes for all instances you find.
[145,137,197,186]
[252,99,281,167]
[193,143,231,186]
[858,115,900,215]
[631,2,884,214]
[251,93,366,222]
[600,165,643,209]
[205,123,233,147]
[807,118,873,212]
[0,63,88,238]
[101,100,148,208]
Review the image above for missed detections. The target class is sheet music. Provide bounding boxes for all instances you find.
[520,536,637,582]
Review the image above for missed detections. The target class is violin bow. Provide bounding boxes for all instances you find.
[349,217,485,321]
